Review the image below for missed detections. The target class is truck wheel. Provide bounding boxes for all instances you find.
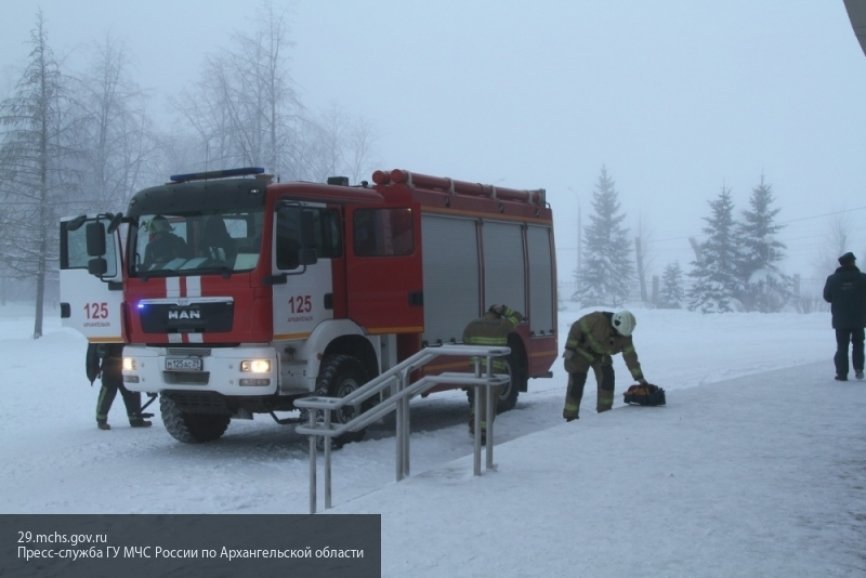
[160,394,231,443]
[466,353,526,413]
[497,352,527,412]
[315,355,370,447]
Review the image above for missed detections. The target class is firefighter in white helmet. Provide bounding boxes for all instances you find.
[561,310,648,421]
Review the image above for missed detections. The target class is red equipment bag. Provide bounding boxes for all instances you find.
[623,383,666,406]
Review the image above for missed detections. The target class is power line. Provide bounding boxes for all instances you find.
[780,205,866,225]
[646,205,866,245]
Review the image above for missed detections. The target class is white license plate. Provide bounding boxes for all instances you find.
[165,357,203,371]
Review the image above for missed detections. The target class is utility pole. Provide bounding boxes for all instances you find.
[577,202,582,275]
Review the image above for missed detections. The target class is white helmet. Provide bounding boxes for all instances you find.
[612,310,636,336]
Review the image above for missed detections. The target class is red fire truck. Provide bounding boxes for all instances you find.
[60,167,557,443]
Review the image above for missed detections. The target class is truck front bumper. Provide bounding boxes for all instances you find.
[121,345,279,396]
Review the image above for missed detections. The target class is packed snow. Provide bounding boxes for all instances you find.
[1,301,864,577]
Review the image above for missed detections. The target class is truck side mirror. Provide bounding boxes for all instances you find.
[86,222,107,257]
[298,247,317,266]
[88,258,108,276]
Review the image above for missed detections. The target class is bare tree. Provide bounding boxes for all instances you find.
[303,105,378,183]
[0,11,77,337]
[70,34,155,211]
[343,115,378,184]
[169,2,378,184]
[814,214,852,276]
[172,2,303,177]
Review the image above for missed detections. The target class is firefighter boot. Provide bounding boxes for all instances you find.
[596,391,614,413]
[97,420,111,431]
[468,418,487,444]
[563,372,586,422]
[129,415,152,428]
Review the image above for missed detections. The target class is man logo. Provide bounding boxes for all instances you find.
[168,308,201,320]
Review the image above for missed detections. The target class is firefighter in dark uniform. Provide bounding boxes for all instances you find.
[86,343,151,430]
[823,251,866,381]
[562,310,648,421]
[463,304,523,437]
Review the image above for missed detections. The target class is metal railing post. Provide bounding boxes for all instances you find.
[394,374,404,482]
[324,409,333,510]
[473,357,482,476]
[402,368,412,479]
[485,354,496,471]
[297,345,511,511]
[308,409,317,514]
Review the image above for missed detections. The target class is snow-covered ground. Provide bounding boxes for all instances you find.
[2,301,864,577]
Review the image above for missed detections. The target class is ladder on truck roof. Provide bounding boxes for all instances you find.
[169,166,266,183]
[372,169,547,208]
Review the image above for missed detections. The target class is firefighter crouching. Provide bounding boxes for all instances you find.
[463,304,523,439]
[562,310,648,421]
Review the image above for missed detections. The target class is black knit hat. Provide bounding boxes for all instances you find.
[839,252,856,265]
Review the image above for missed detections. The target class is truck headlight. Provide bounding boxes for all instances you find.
[122,357,140,383]
[240,359,271,374]
[239,358,271,386]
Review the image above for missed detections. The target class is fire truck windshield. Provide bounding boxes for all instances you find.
[130,210,263,276]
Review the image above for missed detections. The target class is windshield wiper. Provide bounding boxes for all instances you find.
[195,266,233,279]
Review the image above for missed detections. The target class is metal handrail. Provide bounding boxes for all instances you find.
[295,345,510,513]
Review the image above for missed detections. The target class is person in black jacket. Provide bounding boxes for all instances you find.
[86,343,152,430]
[142,216,189,270]
[823,252,866,381]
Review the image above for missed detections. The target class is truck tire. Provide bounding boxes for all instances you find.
[160,394,231,443]
[315,354,371,447]
[466,352,526,413]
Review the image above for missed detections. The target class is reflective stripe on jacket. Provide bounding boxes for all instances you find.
[463,312,516,371]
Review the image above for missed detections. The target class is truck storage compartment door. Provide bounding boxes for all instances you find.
[59,216,125,341]
[346,206,423,335]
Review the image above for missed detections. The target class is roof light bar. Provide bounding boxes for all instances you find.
[169,167,265,183]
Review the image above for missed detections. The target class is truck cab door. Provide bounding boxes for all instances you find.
[346,205,424,335]
[59,216,125,341]
[271,203,338,340]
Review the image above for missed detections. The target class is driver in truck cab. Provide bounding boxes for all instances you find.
[143,215,189,269]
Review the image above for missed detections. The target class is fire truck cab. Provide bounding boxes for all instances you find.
[60,167,557,443]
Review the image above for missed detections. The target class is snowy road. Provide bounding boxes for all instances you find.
[2,305,864,576]
[0,306,841,515]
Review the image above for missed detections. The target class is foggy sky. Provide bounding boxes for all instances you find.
[2,0,865,286]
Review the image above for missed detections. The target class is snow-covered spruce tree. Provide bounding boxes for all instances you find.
[0,11,77,338]
[657,261,685,309]
[573,166,633,307]
[688,187,741,313]
[735,175,790,312]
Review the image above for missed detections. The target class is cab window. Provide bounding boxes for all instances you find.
[60,220,118,276]
[353,208,415,257]
[275,206,342,270]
